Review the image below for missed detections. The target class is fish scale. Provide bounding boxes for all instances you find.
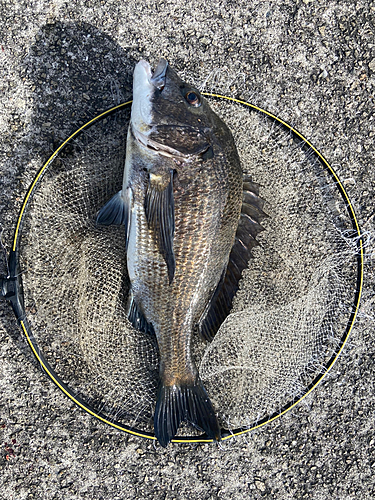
[161,182,216,375]
[138,175,216,374]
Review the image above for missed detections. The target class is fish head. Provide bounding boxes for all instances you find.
[131,58,216,159]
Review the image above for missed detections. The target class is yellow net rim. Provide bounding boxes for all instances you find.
[11,95,364,443]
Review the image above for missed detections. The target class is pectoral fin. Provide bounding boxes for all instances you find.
[144,171,175,284]
[96,189,131,247]
[198,177,268,342]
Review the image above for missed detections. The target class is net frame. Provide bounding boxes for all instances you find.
[1,95,364,444]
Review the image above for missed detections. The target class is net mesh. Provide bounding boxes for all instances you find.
[18,101,359,436]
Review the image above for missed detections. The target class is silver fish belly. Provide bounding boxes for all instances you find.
[97,58,267,447]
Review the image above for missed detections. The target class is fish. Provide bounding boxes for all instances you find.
[97,58,267,447]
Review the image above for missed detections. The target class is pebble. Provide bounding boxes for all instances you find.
[255,480,266,492]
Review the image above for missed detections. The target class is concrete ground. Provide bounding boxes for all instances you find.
[0,0,374,498]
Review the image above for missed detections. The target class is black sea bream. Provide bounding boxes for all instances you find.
[97,59,267,447]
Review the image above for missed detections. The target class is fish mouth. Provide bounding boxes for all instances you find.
[131,60,156,138]
[137,59,153,78]
[150,58,168,90]
[135,58,168,88]
[131,59,170,152]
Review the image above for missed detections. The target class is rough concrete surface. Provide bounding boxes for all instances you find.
[0,0,374,499]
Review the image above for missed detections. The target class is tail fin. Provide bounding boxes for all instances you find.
[154,380,221,447]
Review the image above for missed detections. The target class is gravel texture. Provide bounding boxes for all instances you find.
[0,0,374,499]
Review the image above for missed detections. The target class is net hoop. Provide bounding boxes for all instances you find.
[6,95,364,443]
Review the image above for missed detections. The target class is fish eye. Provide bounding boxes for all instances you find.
[185,91,201,107]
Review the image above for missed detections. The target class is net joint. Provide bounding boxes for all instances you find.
[0,275,18,304]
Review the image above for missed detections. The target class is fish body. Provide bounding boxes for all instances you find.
[97,59,266,446]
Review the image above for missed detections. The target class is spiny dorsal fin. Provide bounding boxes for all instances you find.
[144,171,175,284]
[198,178,268,342]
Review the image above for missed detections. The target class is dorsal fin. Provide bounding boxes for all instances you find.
[144,170,175,284]
[198,177,268,342]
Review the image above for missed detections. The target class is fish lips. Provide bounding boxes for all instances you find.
[133,124,211,159]
[150,58,168,90]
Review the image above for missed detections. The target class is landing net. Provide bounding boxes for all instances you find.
[11,97,363,442]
